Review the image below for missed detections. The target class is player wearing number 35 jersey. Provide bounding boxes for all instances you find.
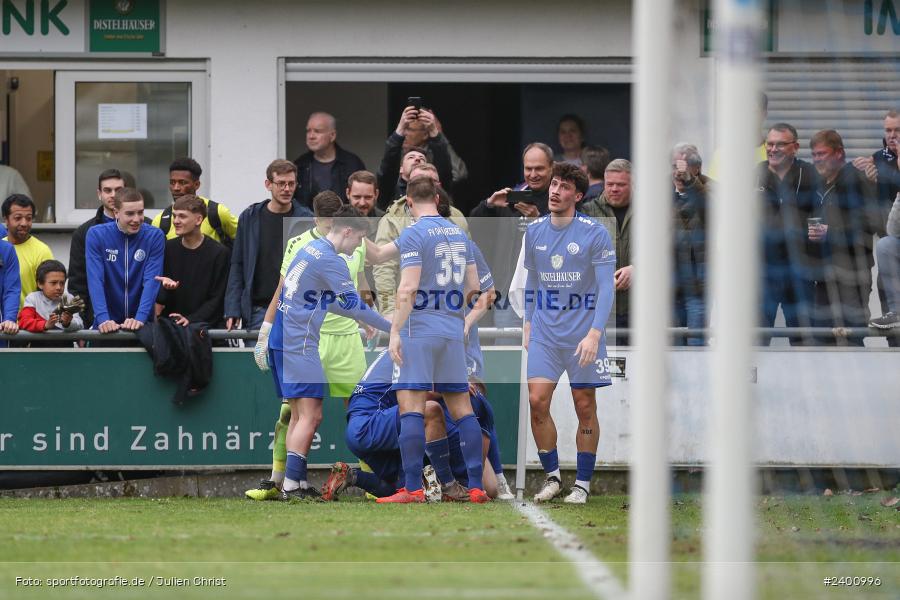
[381,175,491,504]
[523,162,616,505]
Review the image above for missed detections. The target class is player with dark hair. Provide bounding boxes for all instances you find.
[523,161,616,504]
[258,205,391,500]
[380,175,489,504]
[245,191,375,501]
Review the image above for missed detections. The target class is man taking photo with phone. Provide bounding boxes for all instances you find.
[377,100,454,206]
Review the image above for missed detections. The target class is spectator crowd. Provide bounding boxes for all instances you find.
[1,100,899,348]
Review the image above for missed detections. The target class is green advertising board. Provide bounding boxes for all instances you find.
[89,0,162,53]
[0,349,522,469]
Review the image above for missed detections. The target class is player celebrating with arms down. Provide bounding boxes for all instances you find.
[524,162,616,504]
[381,175,490,504]
[265,206,391,500]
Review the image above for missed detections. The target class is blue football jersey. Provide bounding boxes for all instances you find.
[270,236,359,353]
[523,213,616,347]
[466,242,494,378]
[396,215,474,340]
[347,349,398,420]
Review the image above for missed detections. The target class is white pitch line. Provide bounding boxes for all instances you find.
[515,501,628,600]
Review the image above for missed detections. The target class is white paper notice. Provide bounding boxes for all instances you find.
[98,104,148,140]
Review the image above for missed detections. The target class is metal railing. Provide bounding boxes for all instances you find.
[1,326,898,343]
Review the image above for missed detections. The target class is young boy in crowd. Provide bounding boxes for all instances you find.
[18,260,84,338]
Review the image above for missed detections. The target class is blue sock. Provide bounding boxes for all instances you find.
[399,412,426,492]
[538,448,560,475]
[576,451,596,483]
[487,430,503,475]
[354,470,398,498]
[456,413,484,491]
[425,437,454,485]
[285,451,307,486]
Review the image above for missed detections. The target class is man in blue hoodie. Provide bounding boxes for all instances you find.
[0,237,21,344]
[86,188,165,334]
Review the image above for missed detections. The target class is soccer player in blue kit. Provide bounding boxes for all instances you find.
[264,206,391,500]
[321,349,507,502]
[523,162,616,504]
[382,175,490,504]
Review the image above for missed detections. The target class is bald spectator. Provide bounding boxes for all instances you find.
[293,112,365,208]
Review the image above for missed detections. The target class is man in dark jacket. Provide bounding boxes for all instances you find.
[671,149,708,346]
[225,160,313,331]
[757,123,821,345]
[808,130,880,345]
[377,105,454,207]
[68,169,132,326]
[292,112,365,209]
[852,109,900,345]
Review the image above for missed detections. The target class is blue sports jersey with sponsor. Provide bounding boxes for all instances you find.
[523,213,616,347]
[465,243,493,377]
[270,236,360,353]
[346,349,398,420]
[396,215,474,339]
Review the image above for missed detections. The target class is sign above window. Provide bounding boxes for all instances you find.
[89,0,162,53]
[0,0,163,55]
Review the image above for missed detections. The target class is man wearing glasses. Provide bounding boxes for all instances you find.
[756,123,821,344]
[225,159,313,332]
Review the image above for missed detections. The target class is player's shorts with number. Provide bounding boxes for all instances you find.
[527,339,612,388]
[269,348,326,399]
[393,337,469,393]
[319,332,367,398]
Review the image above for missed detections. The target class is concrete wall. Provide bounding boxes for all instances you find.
[531,348,900,467]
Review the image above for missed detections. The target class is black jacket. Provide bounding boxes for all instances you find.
[136,317,213,405]
[756,159,821,279]
[872,147,900,212]
[224,199,313,325]
[377,132,454,208]
[68,206,151,326]
[813,162,881,284]
[293,144,365,209]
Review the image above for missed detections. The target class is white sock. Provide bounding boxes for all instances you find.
[297,480,309,490]
[574,479,591,492]
[283,478,300,492]
[547,469,561,481]
[271,471,285,485]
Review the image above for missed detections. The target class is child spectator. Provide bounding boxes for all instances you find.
[18,260,84,333]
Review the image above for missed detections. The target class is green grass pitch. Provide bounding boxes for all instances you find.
[0,493,897,599]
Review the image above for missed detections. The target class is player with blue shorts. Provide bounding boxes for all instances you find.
[523,162,616,505]
[381,175,490,504]
[262,206,390,501]
[321,349,489,502]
